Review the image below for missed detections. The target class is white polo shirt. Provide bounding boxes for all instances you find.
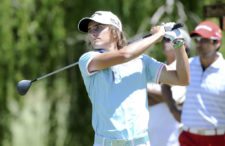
[182,52,225,129]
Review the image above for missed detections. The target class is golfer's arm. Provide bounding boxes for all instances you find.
[159,45,189,86]
[175,45,190,85]
[88,30,164,72]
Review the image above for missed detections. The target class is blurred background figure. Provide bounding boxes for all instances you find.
[179,20,225,146]
[147,29,191,146]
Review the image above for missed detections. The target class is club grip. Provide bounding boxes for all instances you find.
[142,23,183,39]
[172,23,183,30]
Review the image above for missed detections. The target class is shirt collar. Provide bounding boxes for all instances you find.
[210,52,224,68]
[94,48,107,53]
[196,52,224,69]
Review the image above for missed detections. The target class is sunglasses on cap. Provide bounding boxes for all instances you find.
[193,37,213,44]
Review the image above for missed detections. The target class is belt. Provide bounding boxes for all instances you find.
[94,135,149,146]
[183,126,225,136]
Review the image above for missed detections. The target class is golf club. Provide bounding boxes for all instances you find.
[17,61,78,95]
[128,23,183,43]
[17,23,183,95]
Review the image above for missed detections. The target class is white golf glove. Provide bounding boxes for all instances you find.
[162,22,176,31]
[164,28,184,41]
[164,28,184,49]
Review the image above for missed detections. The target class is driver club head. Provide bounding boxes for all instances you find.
[17,80,32,95]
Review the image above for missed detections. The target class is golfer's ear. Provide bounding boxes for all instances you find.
[111,28,117,39]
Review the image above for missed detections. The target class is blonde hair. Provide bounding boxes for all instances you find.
[109,26,127,49]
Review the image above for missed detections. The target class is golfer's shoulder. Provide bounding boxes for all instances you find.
[140,54,157,61]
[140,54,163,67]
[79,51,99,62]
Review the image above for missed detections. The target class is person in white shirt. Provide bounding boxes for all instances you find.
[148,29,191,146]
[179,20,225,146]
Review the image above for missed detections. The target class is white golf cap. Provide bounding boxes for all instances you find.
[78,11,122,32]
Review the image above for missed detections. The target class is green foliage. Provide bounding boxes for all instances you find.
[0,0,224,146]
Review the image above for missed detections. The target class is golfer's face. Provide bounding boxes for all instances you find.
[88,21,112,49]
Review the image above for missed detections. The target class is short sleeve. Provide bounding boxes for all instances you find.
[78,51,100,77]
[78,51,100,94]
[141,54,165,83]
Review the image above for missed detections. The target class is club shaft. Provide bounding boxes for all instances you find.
[33,62,79,82]
[129,23,183,43]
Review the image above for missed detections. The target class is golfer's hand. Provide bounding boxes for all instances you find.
[164,28,184,49]
[150,25,165,42]
[164,28,185,41]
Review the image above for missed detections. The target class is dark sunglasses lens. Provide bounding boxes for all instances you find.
[194,37,211,44]
[88,25,105,33]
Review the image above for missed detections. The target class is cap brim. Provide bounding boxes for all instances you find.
[78,18,92,33]
[190,30,211,39]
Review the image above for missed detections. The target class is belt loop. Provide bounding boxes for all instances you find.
[131,139,135,146]
[102,137,105,146]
